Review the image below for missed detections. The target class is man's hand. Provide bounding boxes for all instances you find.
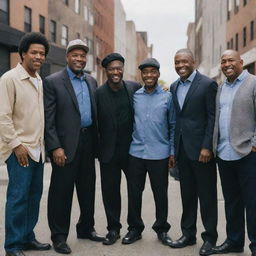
[13,144,29,167]
[169,155,176,168]
[252,146,256,152]
[53,148,67,167]
[198,148,213,163]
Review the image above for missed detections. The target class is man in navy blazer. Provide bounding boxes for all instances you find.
[44,39,103,254]
[169,49,218,256]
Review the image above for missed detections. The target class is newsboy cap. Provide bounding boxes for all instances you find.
[138,58,160,70]
[102,53,125,68]
[66,39,89,54]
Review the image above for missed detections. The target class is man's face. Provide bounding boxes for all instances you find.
[106,60,124,84]
[221,51,243,82]
[66,48,87,74]
[141,66,160,88]
[174,53,195,81]
[22,43,46,75]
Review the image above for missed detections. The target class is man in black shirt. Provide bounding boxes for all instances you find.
[96,53,140,245]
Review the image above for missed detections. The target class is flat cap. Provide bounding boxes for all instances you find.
[138,58,160,70]
[66,39,89,54]
[102,53,125,68]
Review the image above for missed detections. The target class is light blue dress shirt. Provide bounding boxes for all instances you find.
[176,70,197,109]
[217,70,249,161]
[67,67,92,127]
[129,85,176,160]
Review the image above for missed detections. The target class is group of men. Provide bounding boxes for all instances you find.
[0,31,255,256]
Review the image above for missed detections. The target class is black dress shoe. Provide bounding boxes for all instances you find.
[169,235,196,248]
[199,241,214,255]
[212,241,243,254]
[6,251,25,256]
[53,241,72,254]
[157,232,173,246]
[122,230,142,244]
[23,239,51,251]
[77,230,105,242]
[103,230,120,245]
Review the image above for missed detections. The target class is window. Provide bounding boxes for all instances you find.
[235,33,239,50]
[24,6,31,32]
[61,25,68,46]
[39,15,45,34]
[250,20,254,41]
[227,0,231,20]
[227,41,230,49]
[243,0,247,6]
[50,20,56,43]
[84,6,88,21]
[243,26,247,47]
[234,0,239,13]
[63,0,68,5]
[230,38,234,49]
[0,0,9,24]
[76,32,80,39]
[75,0,80,14]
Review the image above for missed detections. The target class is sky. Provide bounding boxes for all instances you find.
[120,0,195,85]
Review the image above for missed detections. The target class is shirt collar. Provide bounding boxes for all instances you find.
[16,63,41,81]
[225,70,248,87]
[139,84,161,94]
[66,66,85,80]
[178,70,197,85]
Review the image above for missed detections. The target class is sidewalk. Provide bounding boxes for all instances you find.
[0,162,250,256]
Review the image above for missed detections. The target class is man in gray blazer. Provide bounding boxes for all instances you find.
[212,50,256,256]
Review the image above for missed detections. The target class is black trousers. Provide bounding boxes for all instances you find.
[217,152,256,252]
[177,141,218,244]
[127,155,170,234]
[100,150,131,232]
[48,129,96,242]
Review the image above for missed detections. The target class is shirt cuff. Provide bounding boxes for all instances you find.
[8,138,21,150]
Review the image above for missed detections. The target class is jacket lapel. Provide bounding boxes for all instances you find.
[62,69,80,113]
[182,71,200,110]
[172,80,181,113]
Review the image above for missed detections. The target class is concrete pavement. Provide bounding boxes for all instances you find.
[0,161,251,256]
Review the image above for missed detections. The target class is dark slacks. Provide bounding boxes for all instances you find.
[127,155,170,234]
[100,150,131,232]
[177,142,218,244]
[217,152,256,252]
[48,128,96,242]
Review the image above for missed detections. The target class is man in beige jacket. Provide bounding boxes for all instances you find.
[0,32,50,256]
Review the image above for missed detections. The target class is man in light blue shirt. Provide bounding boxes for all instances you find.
[122,58,175,247]
[212,50,256,256]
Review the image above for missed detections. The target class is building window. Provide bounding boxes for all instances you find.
[227,0,231,20]
[63,0,68,5]
[75,0,80,14]
[234,0,239,13]
[50,20,56,43]
[76,32,80,39]
[24,6,32,32]
[39,15,45,34]
[243,26,247,47]
[250,20,254,40]
[230,38,234,49]
[227,41,230,49]
[61,25,68,46]
[0,0,9,24]
[235,33,239,50]
[243,0,247,5]
[84,6,88,21]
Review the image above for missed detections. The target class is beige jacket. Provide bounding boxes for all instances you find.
[0,63,45,164]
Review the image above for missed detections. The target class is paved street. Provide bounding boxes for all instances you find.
[0,162,251,256]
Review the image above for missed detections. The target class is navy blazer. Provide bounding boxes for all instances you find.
[96,80,141,163]
[43,68,98,163]
[170,71,217,160]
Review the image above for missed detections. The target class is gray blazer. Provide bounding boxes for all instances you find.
[213,72,256,157]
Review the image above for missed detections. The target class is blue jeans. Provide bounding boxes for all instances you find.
[5,153,44,253]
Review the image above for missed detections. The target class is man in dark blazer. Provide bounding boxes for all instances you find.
[169,49,218,256]
[96,53,140,245]
[44,39,104,254]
